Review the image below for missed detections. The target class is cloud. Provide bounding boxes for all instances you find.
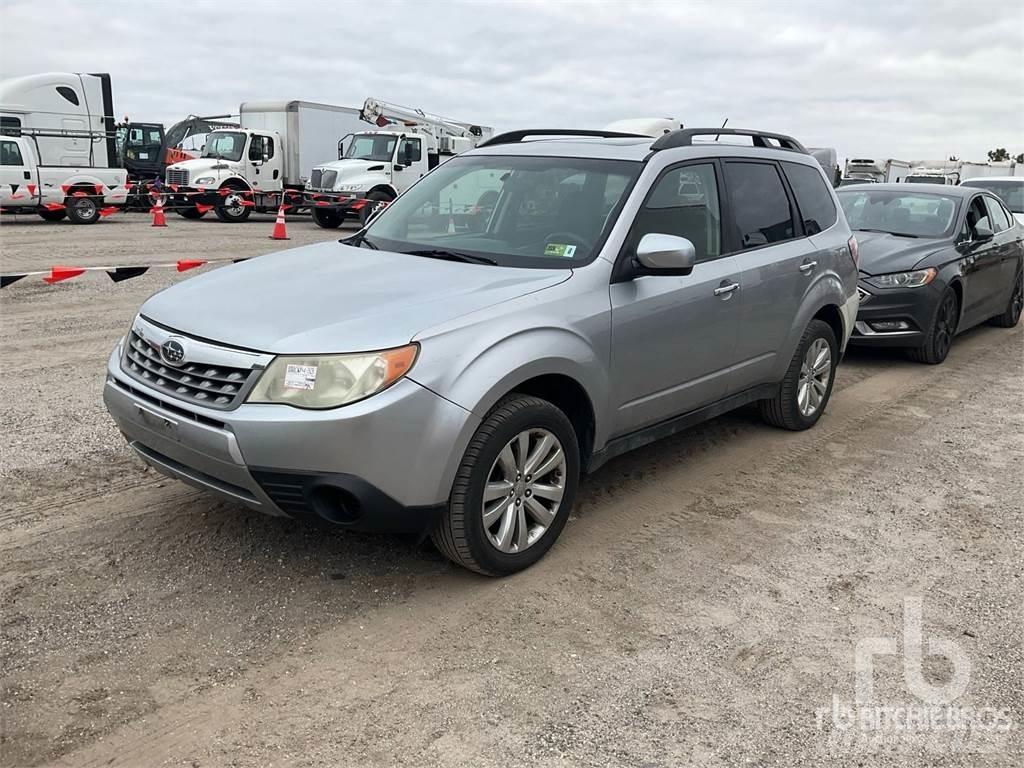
[1,0,1021,163]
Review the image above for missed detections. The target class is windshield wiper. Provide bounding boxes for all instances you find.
[403,248,497,265]
[341,232,378,250]
[855,228,920,238]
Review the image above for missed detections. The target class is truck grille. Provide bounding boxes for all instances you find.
[309,169,322,188]
[122,329,255,409]
[321,170,337,189]
[166,169,189,187]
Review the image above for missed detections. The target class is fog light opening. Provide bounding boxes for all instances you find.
[871,320,910,332]
[310,485,362,525]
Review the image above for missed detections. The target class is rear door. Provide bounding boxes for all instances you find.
[609,161,741,435]
[959,194,1005,326]
[721,159,813,390]
[982,194,1022,310]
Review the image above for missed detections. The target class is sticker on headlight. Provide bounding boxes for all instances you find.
[284,364,318,390]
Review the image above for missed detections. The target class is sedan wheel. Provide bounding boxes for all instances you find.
[482,428,566,554]
[909,288,958,364]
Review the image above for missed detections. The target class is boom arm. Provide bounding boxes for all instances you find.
[358,97,484,140]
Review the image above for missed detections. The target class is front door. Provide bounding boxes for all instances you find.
[247,133,283,192]
[393,136,426,195]
[609,161,741,437]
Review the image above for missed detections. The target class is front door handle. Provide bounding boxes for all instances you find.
[23,171,31,180]
[799,261,818,273]
[714,281,740,297]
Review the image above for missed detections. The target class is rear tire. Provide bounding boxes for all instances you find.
[312,207,344,229]
[759,318,838,431]
[988,267,1023,328]
[38,209,67,222]
[176,206,207,220]
[431,394,580,576]
[908,287,958,364]
[65,195,100,225]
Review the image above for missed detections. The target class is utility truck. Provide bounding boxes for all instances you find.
[843,157,912,184]
[163,100,363,221]
[305,98,493,228]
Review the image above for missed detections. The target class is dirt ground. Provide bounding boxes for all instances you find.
[1,213,1022,767]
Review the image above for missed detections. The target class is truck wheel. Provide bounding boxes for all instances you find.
[176,206,208,220]
[312,207,344,229]
[360,191,392,226]
[431,394,580,576]
[759,319,837,431]
[66,195,101,225]
[38,209,67,222]
[214,188,252,223]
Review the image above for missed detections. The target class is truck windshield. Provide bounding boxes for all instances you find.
[960,180,1023,214]
[837,189,960,238]
[362,154,641,268]
[202,132,247,162]
[906,176,946,184]
[345,134,398,162]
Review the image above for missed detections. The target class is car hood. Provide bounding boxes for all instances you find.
[315,158,388,180]
[140,241,570,353]
[854,231,948,275]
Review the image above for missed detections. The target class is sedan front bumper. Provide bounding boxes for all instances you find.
[849,279,944,347]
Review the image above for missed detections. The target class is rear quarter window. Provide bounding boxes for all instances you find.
[782,161,837,235]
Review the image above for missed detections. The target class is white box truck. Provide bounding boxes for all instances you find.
[164,100,364,222]
[843,157,912,184]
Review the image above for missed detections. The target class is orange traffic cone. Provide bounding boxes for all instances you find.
[151,196,167,228]
[269,204,289,240]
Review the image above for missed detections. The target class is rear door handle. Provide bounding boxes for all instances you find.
[799,261,818,273]
[714,282,740,296]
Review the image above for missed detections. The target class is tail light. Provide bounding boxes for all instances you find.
[847,235,859,267]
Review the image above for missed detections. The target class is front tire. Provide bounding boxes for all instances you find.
[65,195,100,225]
[311,207,344,229]
[431,395,580,576]
[988,267,1023,328]
[38,209,67,222]
[214,187,252,223]
[759,318,838,430]
[359,190,393,226]
[908,287,958,364]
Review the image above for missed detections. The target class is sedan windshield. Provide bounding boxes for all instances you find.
[363,154,641,268]
[346,134,398,162]
[960,180,1024,214]
[837,189,960,238]
[201,131,246,162]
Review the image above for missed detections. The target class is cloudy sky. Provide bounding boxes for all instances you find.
[2,0,1022,163]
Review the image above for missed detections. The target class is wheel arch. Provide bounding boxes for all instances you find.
[367,183,397,200]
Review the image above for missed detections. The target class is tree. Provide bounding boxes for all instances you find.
[988,148,1010,162]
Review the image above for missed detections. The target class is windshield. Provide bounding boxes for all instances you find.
[362,154,641,268]
[346,134,398,162]
[837,189,960,238]
[201,131,247,162]
[961,180,1024,214]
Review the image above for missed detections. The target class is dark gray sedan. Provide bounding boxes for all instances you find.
[837,183,1023,363]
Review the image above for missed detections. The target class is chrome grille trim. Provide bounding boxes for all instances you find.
[857,286,871,304]
[321,170,337,189]
[166,169,189,187]
[120,317,273,411]
[309,169,322,188]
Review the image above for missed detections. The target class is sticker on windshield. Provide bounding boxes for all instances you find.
[284,364,317,390]
[544,243,577,258]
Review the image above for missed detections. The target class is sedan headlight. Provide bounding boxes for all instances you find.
[194,176,216,185]
[865,268,937,289]
[246,345,418,409]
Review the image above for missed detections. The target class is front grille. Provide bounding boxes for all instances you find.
[166,169,189,186]
[857,286,872,304]
[123,329,255,409]
[309,169,322,188]
[321,170,337,189]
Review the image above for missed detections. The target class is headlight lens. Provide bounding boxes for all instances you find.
[246,344,418,409]
[194,176,216,185]
[865,268,937,289]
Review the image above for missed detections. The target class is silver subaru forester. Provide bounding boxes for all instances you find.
[104,127,859,575]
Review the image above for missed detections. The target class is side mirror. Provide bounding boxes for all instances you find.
[973,223,994,242]
[403,144,415,165]
[635,233,697,275]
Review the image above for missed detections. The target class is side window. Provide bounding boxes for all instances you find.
[781,161,837,235]
[723,161,796,248]
[0,140,24,166]
[56,86,80,106]
[0,116,21,136]
[983,195,1011,233]
[966,196,990,236]
[400,138,422,163]
[248,136,273,161]
[626,163,721,262]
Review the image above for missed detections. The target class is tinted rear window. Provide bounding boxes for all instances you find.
[782,161,837,235]
[723,161,796,249]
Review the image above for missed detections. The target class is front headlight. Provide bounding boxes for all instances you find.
[865,268,937,289]
[194,176,216,185]
[246,344,418,409]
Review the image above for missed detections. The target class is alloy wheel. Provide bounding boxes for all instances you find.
[797,337,832,417]
[1012,273,1023,324]
[935,293,957,358]
[482,428,566,554]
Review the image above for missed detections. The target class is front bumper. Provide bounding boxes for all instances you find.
[849,279,942,347]
[104,345,479,532]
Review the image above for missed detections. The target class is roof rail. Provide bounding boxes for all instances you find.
[478,129,649,148]
[650,128,808,154]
